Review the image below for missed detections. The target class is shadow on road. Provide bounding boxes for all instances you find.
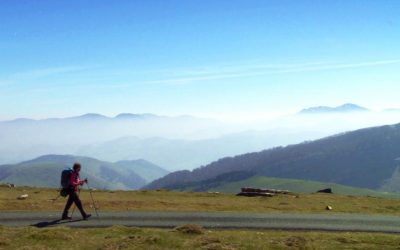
[31,219,83,228]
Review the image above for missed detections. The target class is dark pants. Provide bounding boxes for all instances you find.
[62,188,87,218]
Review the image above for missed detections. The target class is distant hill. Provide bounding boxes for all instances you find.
[76,130,324,171]
[0,155,168,190]
[68,113,110,120]
[5,113,163,122]
[146,123,400,191]
[0,113,222,165]
[114,113,161,120]
[299,103,369,114]
[3,110,400,173]
[114,160,169,183]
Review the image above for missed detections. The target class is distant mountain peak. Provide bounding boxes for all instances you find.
[299,103,369,114]
[20,154,89,166]
[5,118,36,123]
[73,113,110,120]
[114,113,158,119]
[338,103,367,110]
[0,113,207,123]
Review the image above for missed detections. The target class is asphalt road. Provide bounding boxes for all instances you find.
[1,211,400,233]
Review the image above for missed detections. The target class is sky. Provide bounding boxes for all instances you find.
[1,0,400,121]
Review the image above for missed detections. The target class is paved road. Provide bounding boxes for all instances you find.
[1,211,400,233]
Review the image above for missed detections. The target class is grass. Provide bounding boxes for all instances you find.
[3,186,400,215]
[3,186,400,249]
[1,225,400,249]
[209,175,400,198]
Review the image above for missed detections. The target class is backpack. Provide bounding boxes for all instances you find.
[61,168,73,189]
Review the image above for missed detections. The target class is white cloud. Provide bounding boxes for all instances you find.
[145,59,400,85]
[0,65,99,87]
[11,65,97,80]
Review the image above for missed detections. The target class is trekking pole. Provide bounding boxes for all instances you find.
[71,204,76,218]
[86,183,99,217]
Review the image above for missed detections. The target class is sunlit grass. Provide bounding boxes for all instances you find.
[1,225,400,249]
[3,186,400,215]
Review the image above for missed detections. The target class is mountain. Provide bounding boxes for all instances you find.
[0,113,223,165]
[114,113,160,120]
[76,130,324,170]
[0,155,168,190]
[145,123,400,191]
[69,113,110,120]
[2,109,400,171]
[299,103,369,114]
[114,160,169,183]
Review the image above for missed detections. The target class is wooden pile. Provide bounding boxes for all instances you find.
[0,183,16,188]
[236,187,290,197]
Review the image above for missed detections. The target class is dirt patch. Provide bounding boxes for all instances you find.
[335,237,361,244]
[126,235,160,244]
[108,225,142,234]
[0,236,10,247]
[190,236,236,250]
[284,236,308,248]
[174,224,205,234]
[194,236,221,246]
[100,234,161,250]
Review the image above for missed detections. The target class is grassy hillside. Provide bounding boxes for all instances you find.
[115,160,169,183]
[0,155,168,190]
[76,129,321,171]
[147,123,400,191]
[208,176,400,198]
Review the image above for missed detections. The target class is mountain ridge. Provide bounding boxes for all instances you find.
[299,103,369,114]
[2,113,162,122]
[146,122,400,191]
[0,154,169,190]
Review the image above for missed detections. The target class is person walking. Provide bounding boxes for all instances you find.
[61,163,91,220]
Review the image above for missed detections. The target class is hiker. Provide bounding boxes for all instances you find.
[61,163,91,220]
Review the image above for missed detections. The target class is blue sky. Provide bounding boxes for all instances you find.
[1,0,400,120]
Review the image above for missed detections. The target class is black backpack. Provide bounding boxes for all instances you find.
[60,168,73,196]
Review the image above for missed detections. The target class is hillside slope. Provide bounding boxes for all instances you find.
[207,176,400,198]
[114,160,169,183]
[0,155,168,190]
[299,103,369,114]
[146,123,400,191]
[76,130,323,171]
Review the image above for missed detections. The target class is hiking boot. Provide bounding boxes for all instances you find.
[83,214,92,220]
[61,215,72,220]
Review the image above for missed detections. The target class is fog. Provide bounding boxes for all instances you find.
[1,111,400,170]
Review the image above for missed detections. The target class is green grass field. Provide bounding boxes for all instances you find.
[2,185,400,215]
[3,185,400,249]
[2,225,400,249]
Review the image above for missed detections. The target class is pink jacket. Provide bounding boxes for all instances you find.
[70,171,84,191]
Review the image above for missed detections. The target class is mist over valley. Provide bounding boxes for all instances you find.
[2,105,400,171]
[2,104,400,191]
